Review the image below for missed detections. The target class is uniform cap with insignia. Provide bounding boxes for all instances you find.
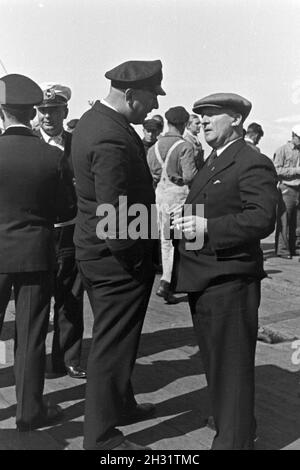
[0,73,43,106]
[37,82,72,107]
[193,93,252,121]
[105,60,166,96]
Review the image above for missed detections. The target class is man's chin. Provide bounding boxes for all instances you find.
[42,126,56,136]
[204,133,216,145]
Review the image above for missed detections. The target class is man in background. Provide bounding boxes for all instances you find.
[36,83,85,379]
[152,114,164,135]
[245,122,264,153]
[147,106,198,304]
[273,125,300,259]
[184,113,204,169]
[141,118,161,154]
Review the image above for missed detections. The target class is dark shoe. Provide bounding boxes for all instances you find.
[112,439,151,450]
[17,404,63,432]
[156,280,170,298]
[65,365,86,379]
[119,403,155,425]
[165,292,177,304]
[45,365,86,379]
[156,280,177,304]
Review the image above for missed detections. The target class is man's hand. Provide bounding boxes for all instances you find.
[171,214,207,239]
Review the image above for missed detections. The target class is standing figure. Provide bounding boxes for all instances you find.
[172,93,278,449]
[184,113,205,169]
[141,118,161,154]
[244,122,264,153]
[36,83,85,379]
[72,60,165,450]
[0,74,76,430]
[147,106,198,303]
[274,125,300,259]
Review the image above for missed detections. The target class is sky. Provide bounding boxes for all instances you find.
[1,0,300,157]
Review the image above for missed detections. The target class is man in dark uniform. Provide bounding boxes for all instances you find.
[72,59,165,450]
[172,93,278,449]
[36,83,85,379]
[0,73,76,430]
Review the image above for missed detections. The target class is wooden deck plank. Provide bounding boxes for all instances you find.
[0,234,299,450]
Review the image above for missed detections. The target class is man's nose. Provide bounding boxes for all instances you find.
[152,97,159,110]
[201,115,209,125]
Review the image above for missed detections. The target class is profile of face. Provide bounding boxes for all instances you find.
[143,127,159,144]
[252,133,262,145]
[127,89,159,124]
[200,107,241,148]
[188,117,201,136]
[37,105,68,136]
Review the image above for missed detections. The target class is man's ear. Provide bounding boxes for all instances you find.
[30,108,37,121]
[64,106,69,119]
[125,88,135,108]
[231,113,243,127]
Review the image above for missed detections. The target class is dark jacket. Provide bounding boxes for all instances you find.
[35,128,76,259]
[172,139,278,292]
[0,127,77,272]
[72,101,157,280]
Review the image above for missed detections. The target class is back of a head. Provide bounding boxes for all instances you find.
[247,122,264,137]
[0,73,43,125]
[165,106,189,126]
[152,114,164,132]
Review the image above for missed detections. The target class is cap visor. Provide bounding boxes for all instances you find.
[192,103,223,114]
[155,85,166,96]
[36,102,67,108]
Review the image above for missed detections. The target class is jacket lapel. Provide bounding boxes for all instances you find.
[187,139,245,204]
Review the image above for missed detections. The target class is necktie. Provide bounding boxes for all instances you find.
[206,149,217,167]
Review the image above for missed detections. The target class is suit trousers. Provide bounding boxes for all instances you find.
[51,226,84,369]
[78,257,154,450]
[189,276,260,450]
[52,254,84,369]
[0,271,51,427]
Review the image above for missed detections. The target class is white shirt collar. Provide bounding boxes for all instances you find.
[40,127,64,150]
[216,137,243,156]
[5,124,31,130]
[101,99,119,114]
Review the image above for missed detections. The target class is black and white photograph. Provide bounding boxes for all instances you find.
[0,0,299,453]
